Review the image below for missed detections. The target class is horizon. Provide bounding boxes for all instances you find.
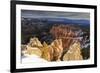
[21,10,90,20]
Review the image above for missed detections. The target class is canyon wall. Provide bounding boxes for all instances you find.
[50,25,81,52]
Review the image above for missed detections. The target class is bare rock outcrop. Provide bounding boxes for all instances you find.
[41,42,53,61]
[41,39,63,61]
[27,37,43,47]
[50,25,81,52]
[21,37,83,61]
[21,37,42,57]
[22,37,63,61]
[63,42,83,61]
[51,39,63,61]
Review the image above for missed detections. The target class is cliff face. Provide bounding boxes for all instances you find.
[22,37,83,61]
[21,37,43,57]
[41,39,63,61]
[63,42,83,61]
[51,39,63,61]
[22,37,63,61]
[50,25,90,60]
[50,25,80,52]
[27,37,43,47]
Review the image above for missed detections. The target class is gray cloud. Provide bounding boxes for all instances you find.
[21,10,90,20]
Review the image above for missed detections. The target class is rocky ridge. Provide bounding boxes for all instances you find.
[22,37,83,61]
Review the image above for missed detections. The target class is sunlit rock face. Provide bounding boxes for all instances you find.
[21,37,63,61]
[21,37,42,57]
[63,42,83,61]
[50,24,90,59]
[50,25,80,52]
[41,42,53,61]
[51,39,63,61]
[41,39,63,61]
[27,37,43,47]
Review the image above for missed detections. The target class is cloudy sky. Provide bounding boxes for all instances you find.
[21,10,90,20]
